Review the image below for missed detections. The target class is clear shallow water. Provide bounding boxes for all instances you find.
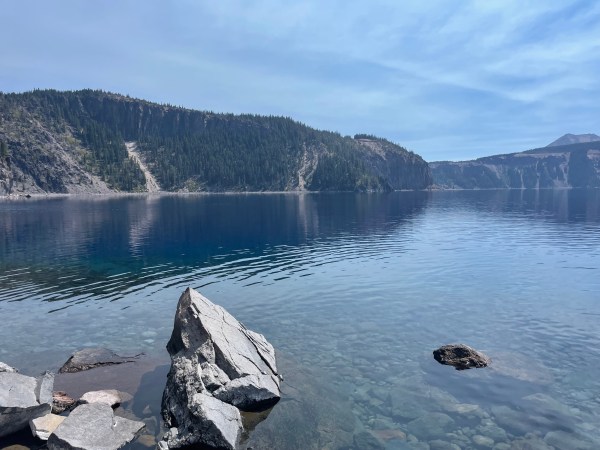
[1,190,599,449]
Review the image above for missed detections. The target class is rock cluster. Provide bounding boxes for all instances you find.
[433,344,490,370]
[1,357,144,449]
[161,288,281,449]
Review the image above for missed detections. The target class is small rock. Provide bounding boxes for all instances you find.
[59,348,140,373]
[52,391,77,414]
[29,413,65,440]
[433,344,490,370]
[47,403,145,450]
[80,389,121,407]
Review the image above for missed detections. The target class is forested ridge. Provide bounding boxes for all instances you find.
[0,89,432,194]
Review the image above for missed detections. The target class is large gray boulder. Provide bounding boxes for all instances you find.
[47,402,144,450]
[0,368,54,438]
[161,288,281,449]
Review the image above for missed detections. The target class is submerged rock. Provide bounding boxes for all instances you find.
[0,369,54,438]
[161,288,281,449]
[47,402,144,450]
[59,348,140,373]
[433,344,490,370]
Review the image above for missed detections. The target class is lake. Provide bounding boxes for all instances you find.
[1,190,599,449]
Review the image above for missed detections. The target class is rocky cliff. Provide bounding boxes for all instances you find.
[431,141,600,189]
[0,90,432,195]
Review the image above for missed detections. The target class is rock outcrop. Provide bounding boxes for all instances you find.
[433,344,490,370]
[161,288,281,449]
[431,141,600,189]
[0,367,54,438]
[47,402,144,450]
[59,348,140,373]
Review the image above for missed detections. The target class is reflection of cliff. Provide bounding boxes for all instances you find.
[0,193,429,303]
[431,142,600,189]
[431,189,600,224]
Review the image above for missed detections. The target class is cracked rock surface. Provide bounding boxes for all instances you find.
[161,288,281,449]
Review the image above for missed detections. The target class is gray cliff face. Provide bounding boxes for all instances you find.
[431,141,600,189]
[161,288,281,449]
[0,103,112,195]
[354,138,432,190]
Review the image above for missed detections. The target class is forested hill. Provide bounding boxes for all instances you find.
[0,90,431,194]
[431,141,600,189]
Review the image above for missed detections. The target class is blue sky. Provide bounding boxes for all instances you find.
[1,1,599,161]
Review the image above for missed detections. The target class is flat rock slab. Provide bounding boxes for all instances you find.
[30,413,65,440]
[0,371,54,438]
[59,348,140,373]
[433,344,490,370]
[80,389,122,407]
[47,403,145,450]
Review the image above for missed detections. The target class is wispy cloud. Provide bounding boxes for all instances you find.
[1,0,599,160]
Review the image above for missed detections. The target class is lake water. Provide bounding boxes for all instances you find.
[1,190,599,449]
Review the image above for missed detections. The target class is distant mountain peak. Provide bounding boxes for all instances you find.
[547,133,600,147]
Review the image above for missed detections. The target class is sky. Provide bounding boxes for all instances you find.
[1,0,599,161]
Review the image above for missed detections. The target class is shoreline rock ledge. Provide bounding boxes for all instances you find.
[161,288,281,450]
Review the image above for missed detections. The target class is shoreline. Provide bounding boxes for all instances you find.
[2,186,596,200]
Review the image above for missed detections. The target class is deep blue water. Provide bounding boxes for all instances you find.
[1,190,599,449]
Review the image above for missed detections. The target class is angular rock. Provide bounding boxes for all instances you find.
[47,402,144,450]
[30,413,65,440]
[79,389,122,407]
[0,370,53,438]
[161,288,281,449]
[433,344,490,370]
[52,391,77,414]
[59,348,140,373]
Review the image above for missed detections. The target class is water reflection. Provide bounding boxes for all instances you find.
[0,193,429,305]
[1,191,599,449]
